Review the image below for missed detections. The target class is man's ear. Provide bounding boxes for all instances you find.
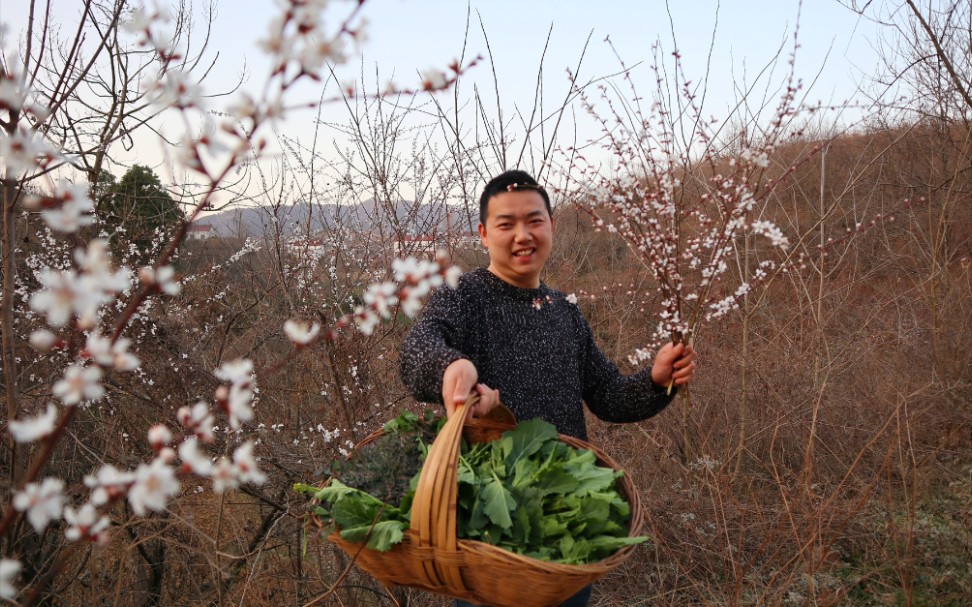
[478,222,488,248]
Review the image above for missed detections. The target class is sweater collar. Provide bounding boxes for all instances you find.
[475,267,549,301]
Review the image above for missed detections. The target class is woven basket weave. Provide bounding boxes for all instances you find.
[326,400,645,607]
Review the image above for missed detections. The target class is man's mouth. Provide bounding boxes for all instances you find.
[513,248,535,258]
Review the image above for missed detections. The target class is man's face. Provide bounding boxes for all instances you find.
[478,189,553,288]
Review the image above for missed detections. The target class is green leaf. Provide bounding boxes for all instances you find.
[383,410,420,433]
[312,479,360,503]
[540,514,569,538]
[294,482,329,499]
[340,520,407,552]
[583,535,648,561]
[481,472,516,530]
[504,419,558,468]
[534,466,579,496]
[329,489,396,531]
[564,450,621,496]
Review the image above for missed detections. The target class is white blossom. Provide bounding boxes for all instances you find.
[139,265,181,295]
[211,441,265,494]
[29,329,58,351]
[85,332,140,371]
[0,127,57,178]
[0,70,27,112]
[283,319,320,345]
[121,6,155,35]
[178,437,213,475]
[39,182,95,233]
[64,503,111,543]
[565,293,578,305]
[0,559,20,600]
[214,359,256,432]
[226,92,258,121]
[420,68,449,90]
[751,220,790,249]
[149,70,205,109]
[627,347,654,366]
[297,35,347,73]
[8,403,58,443]
[362,281,397,318]
[225,384,254,430]
[128,458,180,516]
[178,402,215,442]
[76,239,131,292]
[211,458,238,494]
[52,364,104,406]
[354,306,380,335]
[13,478,66,532]
[85,464,135,506]
[232,441,266,486]
[214,359,254,385]
[147,424,173,448]
[444,265,462,288]
[30,269,81,328]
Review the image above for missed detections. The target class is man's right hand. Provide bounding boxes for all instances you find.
[442,358,500,419]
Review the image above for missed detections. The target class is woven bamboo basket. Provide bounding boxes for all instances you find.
[325,399,645,607]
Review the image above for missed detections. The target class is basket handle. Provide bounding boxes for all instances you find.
[409,395,473,589]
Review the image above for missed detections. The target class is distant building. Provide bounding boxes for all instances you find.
[395,235,439,258]
[287,237,328,259]
[187,224,214,240]
[393,233,480,258]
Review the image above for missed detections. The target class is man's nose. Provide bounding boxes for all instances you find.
[514,223,531,241]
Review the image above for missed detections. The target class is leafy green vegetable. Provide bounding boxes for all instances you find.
[481,471,517,530]
[296,411,647,563]
[339,519,407,551]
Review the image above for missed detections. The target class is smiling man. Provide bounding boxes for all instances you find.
[398,169,696,607]
[400,169,695,440]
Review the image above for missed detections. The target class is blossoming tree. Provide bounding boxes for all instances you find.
[0,1,468,602]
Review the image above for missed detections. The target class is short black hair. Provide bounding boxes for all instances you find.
[479,170,552,224]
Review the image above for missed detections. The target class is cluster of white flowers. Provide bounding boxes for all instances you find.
[84,332,140,371]
[29,239,132,330]
[215,359,257,430]
[139,265,181,295]
[13,478,66,533]
[258,0,358,80]
[25,182,97,233]
[178,402,216,443]
[705,282,752,321]
[739,147,771,169]
[353,256,461,335]
[627,347,655,367]
[751,220,791,249]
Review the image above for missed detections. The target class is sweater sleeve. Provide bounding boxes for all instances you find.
[398,283,468,404]
[577,310,676,423]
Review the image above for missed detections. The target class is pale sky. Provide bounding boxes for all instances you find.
[2,0,886,201]
[204,0,881,108]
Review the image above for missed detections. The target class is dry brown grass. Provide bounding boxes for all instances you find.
[4,120,970,607]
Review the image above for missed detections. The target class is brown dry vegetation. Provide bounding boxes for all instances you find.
[6,119,968,607]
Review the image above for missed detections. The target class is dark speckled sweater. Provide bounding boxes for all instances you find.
[399,268,675,440]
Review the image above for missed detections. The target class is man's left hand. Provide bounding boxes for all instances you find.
[650,342,697,388]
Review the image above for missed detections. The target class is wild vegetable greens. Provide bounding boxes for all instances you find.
[295,412,646,564]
